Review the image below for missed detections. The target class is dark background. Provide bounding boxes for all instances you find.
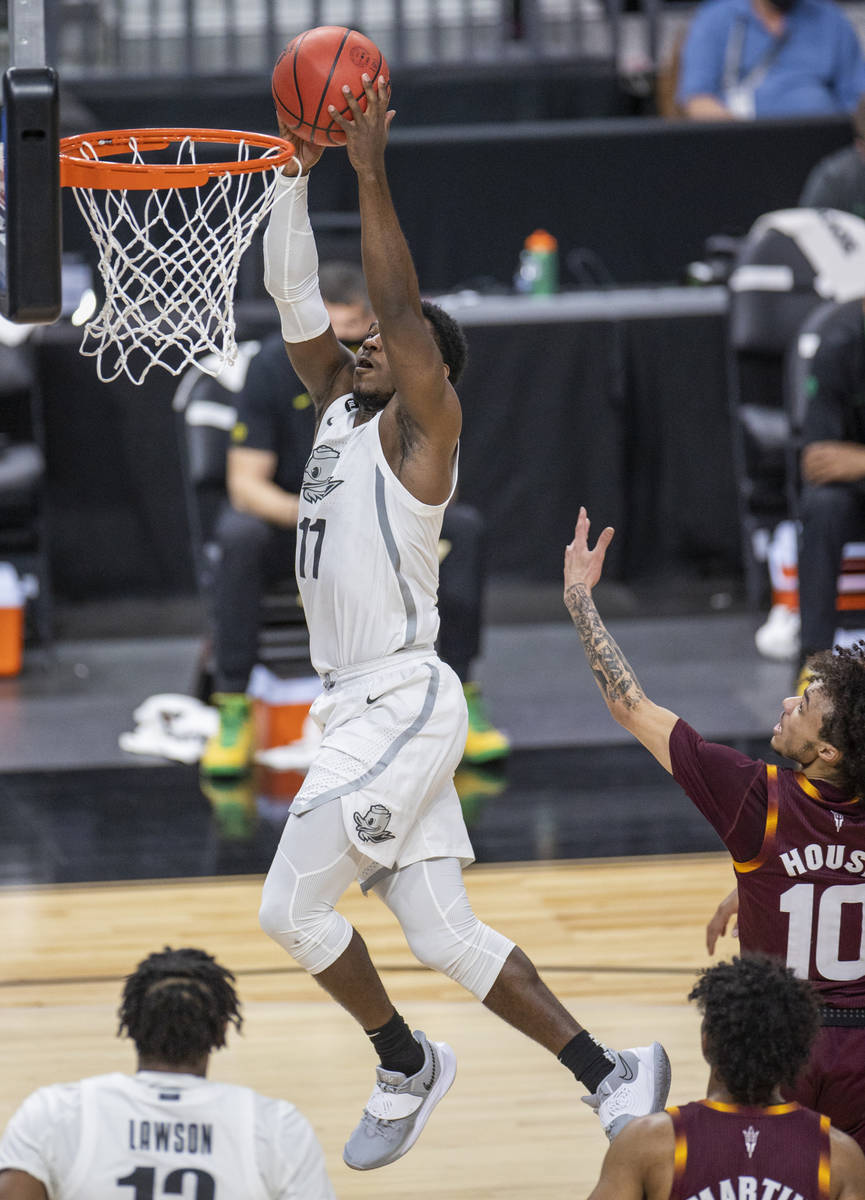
[39,82,855,605]
[61,86,852,292]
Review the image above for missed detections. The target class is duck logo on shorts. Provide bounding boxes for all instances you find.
[301,445,343,503]
[353,803,396,843]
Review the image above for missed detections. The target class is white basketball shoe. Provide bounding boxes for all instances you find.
[582,1042,672,1140]
[343,1031,456,1170]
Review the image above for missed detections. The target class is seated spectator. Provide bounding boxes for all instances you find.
[796,296,865,689]
[0,946,335,1199]
[799,94,865,220]
[677,0,865,121]
[202,261,509,775]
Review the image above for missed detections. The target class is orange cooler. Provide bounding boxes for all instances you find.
[0,563,23,677]
[247,667,321,750]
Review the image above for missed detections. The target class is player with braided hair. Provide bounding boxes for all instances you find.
[588,956,865,1200]
[0,947,334,1199]
[117,946,242,1066]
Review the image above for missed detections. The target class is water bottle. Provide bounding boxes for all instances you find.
[514,229,559,297]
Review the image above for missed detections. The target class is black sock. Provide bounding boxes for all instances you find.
[558,1031,614,1094]
[365,1011,425,1077]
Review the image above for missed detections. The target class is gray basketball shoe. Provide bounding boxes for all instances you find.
[581,1042,671,1141]
[343,1031,456,1170]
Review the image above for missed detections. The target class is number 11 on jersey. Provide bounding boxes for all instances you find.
[298,517,326,579]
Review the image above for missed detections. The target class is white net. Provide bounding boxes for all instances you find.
[65,133,299,385]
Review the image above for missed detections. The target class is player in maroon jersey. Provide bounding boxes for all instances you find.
[587,956,865,1200]
[563,507,865,1147]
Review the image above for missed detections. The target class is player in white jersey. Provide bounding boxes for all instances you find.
[256,74,671,1172]
[0,947,335,1200]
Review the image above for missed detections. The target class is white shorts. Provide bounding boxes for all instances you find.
[291,649,474,875]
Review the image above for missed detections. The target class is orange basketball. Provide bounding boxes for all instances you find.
[272,26,390,148]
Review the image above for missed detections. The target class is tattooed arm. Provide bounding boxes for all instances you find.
[563,508,679,773]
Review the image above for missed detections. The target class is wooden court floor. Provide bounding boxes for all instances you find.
[0,852,736,1198]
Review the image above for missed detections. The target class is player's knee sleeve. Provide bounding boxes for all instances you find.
[404,913,514,1001]
[258,878,353,975]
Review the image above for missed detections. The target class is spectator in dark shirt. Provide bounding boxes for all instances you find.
[562,506,865,1149]
[201,262,509,775]
[797,298,865,681]
[677,0,865,121]
[800,96,865,225]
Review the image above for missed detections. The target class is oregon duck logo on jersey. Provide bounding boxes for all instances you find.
[301,445,343,503]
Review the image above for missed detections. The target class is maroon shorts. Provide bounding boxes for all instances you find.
[783,1025,865,1151]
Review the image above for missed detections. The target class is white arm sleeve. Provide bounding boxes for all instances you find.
[263,173,331,345]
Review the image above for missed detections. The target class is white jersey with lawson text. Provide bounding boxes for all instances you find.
[0,1071,335,1200]
[296,396,456,675]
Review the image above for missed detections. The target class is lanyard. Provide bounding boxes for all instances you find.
[723,13,789,96]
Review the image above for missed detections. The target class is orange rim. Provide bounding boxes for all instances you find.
[59,127,296,190]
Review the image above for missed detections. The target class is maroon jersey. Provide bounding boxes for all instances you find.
[669,1100,831,1200]
[670,720,865,1005]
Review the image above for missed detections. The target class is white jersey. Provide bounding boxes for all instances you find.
[297,396,455,674]
[0,1071,335,1200]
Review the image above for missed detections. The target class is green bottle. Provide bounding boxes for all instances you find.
[516,229,559,297]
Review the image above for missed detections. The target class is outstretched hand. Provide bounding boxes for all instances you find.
[564,507,614,596]
[705,888,739,955]
[328,74,394,176]
[276,118,325,176]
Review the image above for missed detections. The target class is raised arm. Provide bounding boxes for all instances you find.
[563,508,679,773]
[330,77,461,502]
[262,125,355,416]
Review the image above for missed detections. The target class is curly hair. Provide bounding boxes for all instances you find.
[118,947,242,1066]
[421,300,468,385]
[807,641,865,797]
[689,955,819,1106]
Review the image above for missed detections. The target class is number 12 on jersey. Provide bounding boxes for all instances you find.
[118,1166,215,1197]
[298,517,326,580]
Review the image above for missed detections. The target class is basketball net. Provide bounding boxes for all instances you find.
[60,130,299,385]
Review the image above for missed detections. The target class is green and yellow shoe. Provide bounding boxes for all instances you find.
[462,682,510,764]
[198,771,257,840]
[200,693,255,776]
[453,763,507,826]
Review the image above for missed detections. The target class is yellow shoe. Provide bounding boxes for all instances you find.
[462,683,510,764]
[200,693,255,776]
[198,771,258,839]
[453,763,507,826]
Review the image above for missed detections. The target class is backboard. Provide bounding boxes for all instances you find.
[0,0,61,323]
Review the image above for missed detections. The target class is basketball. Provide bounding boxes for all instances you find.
[272,26,390,148]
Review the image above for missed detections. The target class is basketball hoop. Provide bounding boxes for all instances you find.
[59,128,298,385]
